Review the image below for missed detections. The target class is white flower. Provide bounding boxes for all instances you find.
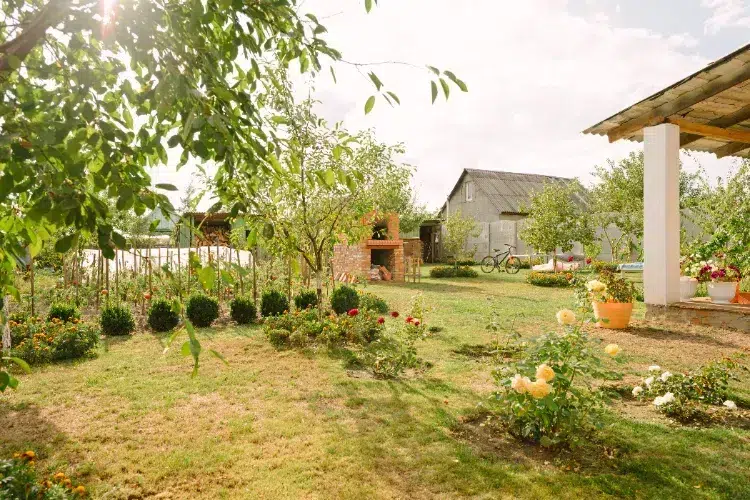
[555,309,576,326]
[632,386,643,397]
[644,376,654,388]
[660,371,672,382]
[723,400,737,410]
[653,392,675,407]
[648,365,660,372]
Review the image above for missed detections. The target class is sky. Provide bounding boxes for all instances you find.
[150,0,750,211]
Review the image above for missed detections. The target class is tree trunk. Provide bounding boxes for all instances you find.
[252,247,258,312]
[315,254,323,318]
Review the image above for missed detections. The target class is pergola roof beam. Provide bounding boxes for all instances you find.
[679,103,750,147]
[715,141,750,158]
[605,62,750,143]
[666,117,750,144]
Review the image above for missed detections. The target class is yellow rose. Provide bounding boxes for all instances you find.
[604,344,621,356]
[555,309,576,325]
[510,374,531,394]
[527,379,553,399]
[535,363,556,382]
[586,280,607,293]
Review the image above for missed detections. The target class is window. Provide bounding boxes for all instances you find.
[465,181,475,202]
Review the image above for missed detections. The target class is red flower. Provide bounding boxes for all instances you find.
[585,257,592,265]
[377,317,385,324]
[414,320,420,327]
[348,308,359,317]
[406,316,414,324]
[391,311,399,318]
[567,255,574,262]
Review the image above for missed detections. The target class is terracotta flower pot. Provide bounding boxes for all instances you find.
[593,301,633,329]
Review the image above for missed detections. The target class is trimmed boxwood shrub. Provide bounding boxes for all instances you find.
[147,299,180,332]
[186,294,220,327]
[430,266,479,278]
[100,304,136,336]
[359,292,388,314]
[267,328,291,348]
[294,289,319,310]
[230,297,257,324]
[526,271,573,287]
[330,285,359,315]
[261,290,289,317]
[48,303,80,323]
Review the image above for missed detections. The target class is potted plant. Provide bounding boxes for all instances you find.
[586,271,637,329]
[679,255,701,301]
[698,260,742,304]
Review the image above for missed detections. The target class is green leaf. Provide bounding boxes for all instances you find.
[7,357,31,374]
[330,66,337,84]
[431,81,438,104]
[246,228,258,248]
[365,0,373,12]
[364,95,376,115]
[426,65,440,75]
[386,91,401,105]
[198,266,216,291]
[209,349,229,366]
[155,183,178,191]
[368,72,383,91]
[7,55,22,70]
[181,341,191,356]
[324,169,335,187]
[440,78,450,99]
[539,436,553,447]
[54,234,75,253]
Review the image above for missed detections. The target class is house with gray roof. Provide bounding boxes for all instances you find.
[436,169,587,262]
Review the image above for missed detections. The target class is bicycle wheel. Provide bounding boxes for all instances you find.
[480,256,496,273]
[505,256,521,274]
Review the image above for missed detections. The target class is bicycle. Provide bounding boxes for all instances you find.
[480,244,522,274]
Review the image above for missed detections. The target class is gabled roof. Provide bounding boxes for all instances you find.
[443,168,577,215]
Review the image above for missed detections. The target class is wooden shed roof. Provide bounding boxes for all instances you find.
[583,43,750,158]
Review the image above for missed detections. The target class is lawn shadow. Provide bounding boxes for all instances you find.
[0,402,68,456]
[623,324,744,350]
[380,281,485,294]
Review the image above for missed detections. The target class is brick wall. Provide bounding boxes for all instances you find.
[332,243,370,281]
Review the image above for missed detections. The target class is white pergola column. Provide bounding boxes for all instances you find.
[643,123,681,305]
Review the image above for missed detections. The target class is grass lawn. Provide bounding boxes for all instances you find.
[2,267,749,499]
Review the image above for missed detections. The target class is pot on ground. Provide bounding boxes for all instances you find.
[680,277,698,301]
[707,281,739,304]
[593,301,633,329]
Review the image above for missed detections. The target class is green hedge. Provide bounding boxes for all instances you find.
[430,266,478,278]
[100,305,136,336]
[330,285,359,314]
[526,271,573,287]
[186,294,220,327]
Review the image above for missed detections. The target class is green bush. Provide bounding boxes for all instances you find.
[147,299,180,332]
[0,454,83,498]
[267,328,291,348]
[455,259,478,266]
[186,294,220,327]
[359,292,389,314]
[10,319,100,364]
[330,285,359,314]
[429,266,478,278]
[261,290,289,317]
[230,297,257,324]
[518,257,545,270]
[100,305,136,336]
[47,303,80,323]
[294,289,318,310]
[526,271,572,287]
[591,260,619,273]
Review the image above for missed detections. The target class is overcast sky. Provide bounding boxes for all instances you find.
[151,0,749,211]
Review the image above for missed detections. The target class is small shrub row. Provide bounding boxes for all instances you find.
[100,305,136,336]
[591,260,619,273]
[331,285,359,314]
[359,291,389,314]
[10,317,100,364]
[455,259,479,266]
[186,294,220,327]
[261,289,289,317]
[294,289,318,310]
[429,266,478,278]
[148,299,180,332]
[526,271,573,287]
[1,451,86,498]
[48,303,80,323]
[230,297,257,324]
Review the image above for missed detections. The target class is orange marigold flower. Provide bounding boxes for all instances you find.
[54,472,66,481]
[74,485,86,496]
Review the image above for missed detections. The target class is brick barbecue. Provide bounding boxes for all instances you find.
[332,213,405,282]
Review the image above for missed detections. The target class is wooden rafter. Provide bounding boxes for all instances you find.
[680,104,750,147]
[605,62,750,143]
[666,117,750,144]
[714,141,750,159]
